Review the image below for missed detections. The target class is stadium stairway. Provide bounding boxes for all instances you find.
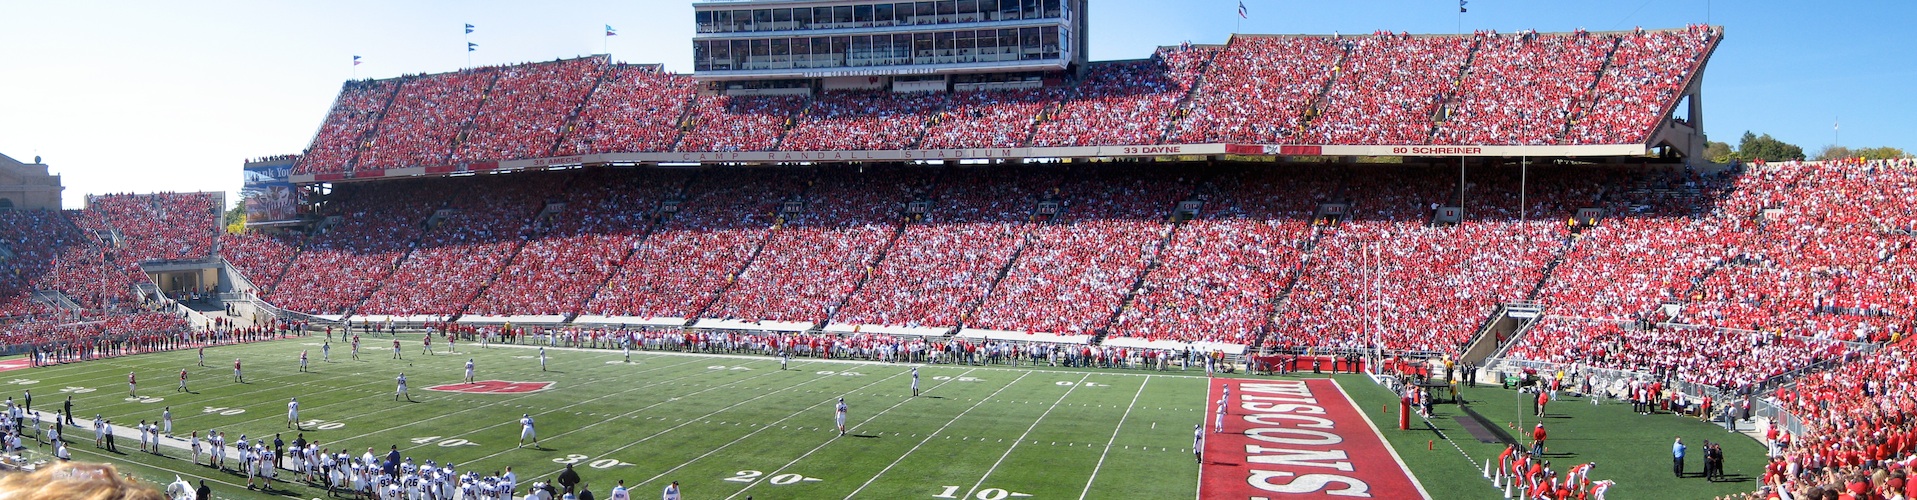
[1155,45,1223,144]
[1250,219,1335,354]
[564,174,695,322]
[1092,178,1204,343]
[344,79,405,171]
[1554,35,1626,144]
[542,65,617,158]
[441,72,505,166]
[818,168,944,328]
[662,92,700,153]
[339,197,449,319]
[1293,41,1356,136]
[1423,37,1485,142]
[684,172,815,321]
[954,224,1041,331]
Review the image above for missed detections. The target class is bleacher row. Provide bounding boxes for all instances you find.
[206,158,1911,363]
[291,26,1717,176]
[0,192,223,345]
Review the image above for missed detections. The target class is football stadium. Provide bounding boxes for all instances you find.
[0,1,1912,499]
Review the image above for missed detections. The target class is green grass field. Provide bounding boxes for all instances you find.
[6,335,1773,499]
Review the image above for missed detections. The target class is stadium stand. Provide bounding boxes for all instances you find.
[1295,33,1471,145]
[1563,26,1716,144]
[917,88,1063,149]
[963,165,1185,335]
[266,181,441,315]
[284,28,1719,177]
[1107,167,1321,344]
[355,175,562,317]
[1170,36,1342,145]
[781,91,948,151]
[462,169,683,318]
[700,166,922,325]
[352,69,496,170]
[555,65,697,156]
[674,95,808,152]
[291,80,399,176]
[450,57,608,163]
[830,167,1051,331]
[1028,45,1214,147]
[581,169,805,320]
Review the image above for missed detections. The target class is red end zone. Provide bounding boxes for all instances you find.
[1201,378,1428,499]
[0,359,31,373]
[425,380,553,394]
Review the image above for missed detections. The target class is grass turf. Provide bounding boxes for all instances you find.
[7,336,1211,499]
[5,337,1773,500]
[1339,374,1771,499]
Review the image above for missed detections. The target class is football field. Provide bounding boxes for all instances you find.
[7,334,1771,499]
[13,335,1226,499]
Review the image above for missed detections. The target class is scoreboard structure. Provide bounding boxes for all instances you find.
[692,0,1090,93]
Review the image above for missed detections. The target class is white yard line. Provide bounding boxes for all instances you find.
[722,368,986,499]
[314,356,713,448]
[832,370,1034,500]
[1330,379,1433,500]
[1078,376,1149,500]
[635,367,968,487]
[960,372,1091,500]
[483,360,845,473]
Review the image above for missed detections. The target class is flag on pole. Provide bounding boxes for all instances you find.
[1460,0,1468,12]
[1237,1,1248,18]
[605,24,617,36]
[464,23,475,34]
[467,42,478,52]
[352,55,362,66]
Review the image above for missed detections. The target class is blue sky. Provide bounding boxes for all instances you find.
[0,0,1907,208]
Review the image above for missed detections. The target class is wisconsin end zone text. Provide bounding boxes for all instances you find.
[1202,378,1427,499]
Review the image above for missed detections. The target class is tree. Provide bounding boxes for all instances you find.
[1704,141,1735,163]
[1852,147,1909,160]
[1736,131,1805,162]
[223,202,246,234]
[1815,145,1854,161]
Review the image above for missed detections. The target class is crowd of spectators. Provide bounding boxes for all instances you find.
[1172,36,1342,144]
[917,88,1062,149]
[1297,34,1470,145]
[1503,317,1858,390]
[353,69,497,170]
[555,66,697,156]
[1430,30,1611,145]
[70,192,222,263]
[464,170,684,317]
[674,95,808,152]
[1030,45,1215,147]
[1108,168,1320,344]
[832,167,1056,329]
[582,169,805,319]
[218,231,304,291]
[964,167,1185,335]
[781,90,948,151]
[1755,336,1917,499]
[289,28,1717,177]
[451,57,608,163]
[356,175,559,316]
[1563,26,1716,144]
[0,209,84,318]
[292,80,398,175]
[702,167,922,324]
[267,181,440,315]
